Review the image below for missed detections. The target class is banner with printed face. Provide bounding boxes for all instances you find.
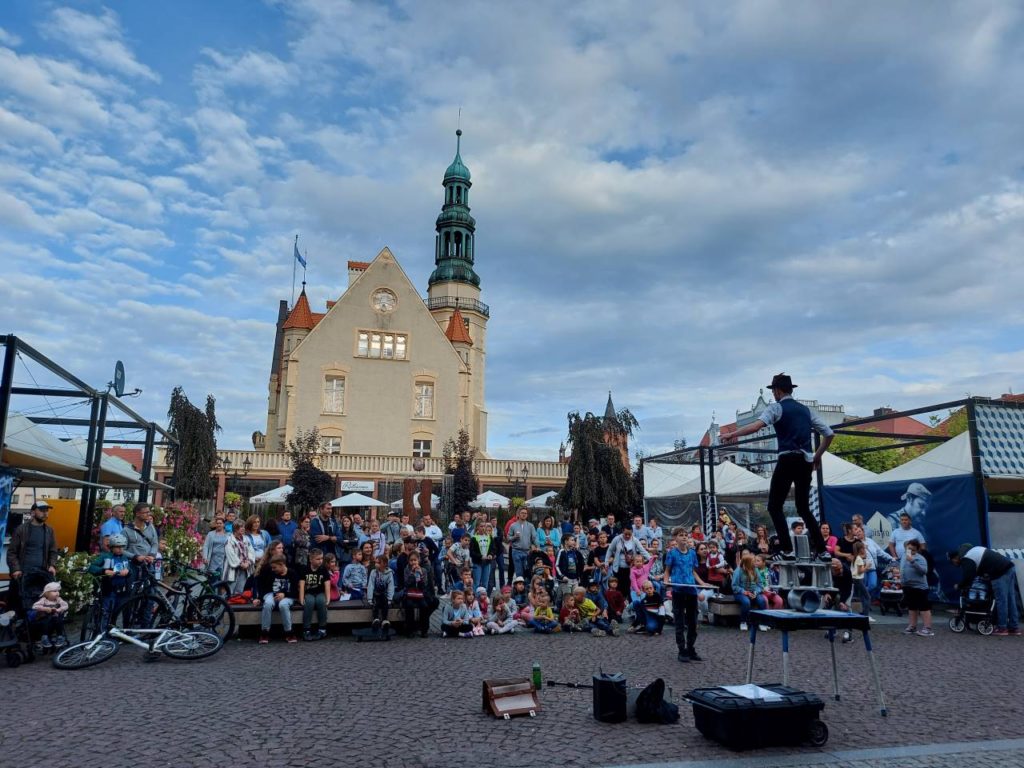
[0,468,17,574]
[822,474,981,602]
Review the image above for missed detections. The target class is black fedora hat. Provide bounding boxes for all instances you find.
[766,373,797,390]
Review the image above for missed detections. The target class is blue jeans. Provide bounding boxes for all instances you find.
[496,552,507,588]
[473,563,493,593]
[992,569,1021,630]
[735,593,767,623]
[302,593,327,629]
[512,549,530,579]
[261,594,294,632]
[529,618,558,634]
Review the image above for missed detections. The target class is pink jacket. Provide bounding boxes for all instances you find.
[32,595,68,614]
[630,558,656,595]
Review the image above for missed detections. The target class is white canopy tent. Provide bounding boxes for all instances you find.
[249,485,293,504]
[525,490,559,508]
[875,432,973,482]
[469,490,510,509]
[816,451,879,486]
[329,492,388,507]
[643,460,769,500]
[389,493,440,511]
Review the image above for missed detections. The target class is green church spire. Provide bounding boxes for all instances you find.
[429,129,480,288]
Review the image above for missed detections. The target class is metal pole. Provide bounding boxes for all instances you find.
[698,447,708,533]
[813,432,825,523]
[781,630,790,686]
[0,336,16,451]
[79,394,108,552]
[863,629,888,716]
[138,422,156,503]
[746,624,757,684]
[828,629,841,700]
[708,446,716,521]
[965,399,991,546]
[76,395,102,552]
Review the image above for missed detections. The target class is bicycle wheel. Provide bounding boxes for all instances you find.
[186,595,236,641]
[161,630,223,660]
[53,638,120,670]
[115,593,175,631]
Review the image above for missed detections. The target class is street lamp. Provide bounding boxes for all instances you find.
[505,463,529,499]
[220,455,252,490]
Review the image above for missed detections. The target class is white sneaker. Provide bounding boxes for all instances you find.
[868,617,877,623]
[758,625,770,632]
[739,622,748,631]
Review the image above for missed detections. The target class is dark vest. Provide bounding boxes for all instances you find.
[773,398,812,453]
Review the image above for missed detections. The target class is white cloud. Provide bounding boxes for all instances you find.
[0,106,61,153]
[41,7,159,82]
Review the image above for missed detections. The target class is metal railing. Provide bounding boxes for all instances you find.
[426,296,490,317]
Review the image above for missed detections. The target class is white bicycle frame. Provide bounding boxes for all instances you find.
[81,626,189,654]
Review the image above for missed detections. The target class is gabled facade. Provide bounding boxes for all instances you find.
[263,132,489,459]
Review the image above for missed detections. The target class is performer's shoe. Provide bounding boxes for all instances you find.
[817,552,833,563]
[771,552,796,563]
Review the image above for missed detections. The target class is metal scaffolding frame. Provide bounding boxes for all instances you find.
[0,335,176,551]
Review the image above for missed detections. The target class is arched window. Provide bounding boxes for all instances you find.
[454,231,462,258]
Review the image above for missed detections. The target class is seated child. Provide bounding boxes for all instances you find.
[755,554,784,609]
[341,550,367,600]
[635,580,666,635]
[573,586,616,636]
[486,594,517,634]
[32,581,69,649]
[528,591,560,634]
[559,594,584,632]
[440,590,473,638]
[604,576,626,624]
[368,554,396,633]
[254,555,299,644]
[510,577,532,624]
[475,586,490,617]
[629,552,656,602]
[298,548,330,641]
[324,553,342,602]
[464,589,485,635]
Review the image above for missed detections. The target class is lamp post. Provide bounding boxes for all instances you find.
[220,455,252,491]
[505,463,529,500]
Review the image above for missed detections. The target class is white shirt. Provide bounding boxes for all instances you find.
[424,524,443,545]
[889,526,924,558]
[757,396,834,458]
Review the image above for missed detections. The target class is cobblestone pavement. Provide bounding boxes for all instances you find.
[3,616,1023,768]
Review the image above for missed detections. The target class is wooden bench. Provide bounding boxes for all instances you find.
[232,599,416,632]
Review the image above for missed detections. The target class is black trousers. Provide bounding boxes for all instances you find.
[768,453,825,553]
[403,597,435,636]
[672,589,698,653]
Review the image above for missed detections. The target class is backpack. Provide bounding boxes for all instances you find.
[635,678,679,725]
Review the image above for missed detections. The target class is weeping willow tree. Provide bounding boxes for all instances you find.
[166,387,220,501]
[560,408,639,519]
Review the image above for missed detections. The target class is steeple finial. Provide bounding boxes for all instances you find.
[456,127,462,154]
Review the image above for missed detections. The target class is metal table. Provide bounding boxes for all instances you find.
[745,608,887,716]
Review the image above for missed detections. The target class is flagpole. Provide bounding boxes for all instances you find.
[291,234,298,306]
[303,248,308,286]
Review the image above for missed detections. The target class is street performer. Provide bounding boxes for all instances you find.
[722,373,834,559]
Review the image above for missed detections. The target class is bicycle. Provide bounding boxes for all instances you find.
[53,625,222,670]
[78,571,135,643]
[116,561,236,641]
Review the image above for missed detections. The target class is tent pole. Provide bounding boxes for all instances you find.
[965,399,990,546]
[699,447,708,533]
[813,432,825,523]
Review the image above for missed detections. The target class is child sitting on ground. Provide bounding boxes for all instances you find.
[487,594,517,634]
[341,549,367,600]
[604,576,627,623]
[559,593,584,632]
[574,586,616,636]
[529,591,560,633]
[634,580,666,636]
[440,590,473,638]
[474,586,489,617]
[511,577,532,624]
[464,589,486,635]
[32,581,69,649]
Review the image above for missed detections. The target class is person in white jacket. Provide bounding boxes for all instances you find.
[224,526,256,595]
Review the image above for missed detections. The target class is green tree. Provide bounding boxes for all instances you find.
[443,428,479,513]
[286,428,333,513]
[829,432,906,474]
[166,386,220,501]
[560,408,639,519]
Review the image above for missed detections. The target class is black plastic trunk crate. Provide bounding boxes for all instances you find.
[685,684,827,750]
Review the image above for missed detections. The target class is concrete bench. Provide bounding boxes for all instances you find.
[232,599,416,632]
[708,594,741,626]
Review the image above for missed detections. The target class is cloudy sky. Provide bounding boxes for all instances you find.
[2,1,1023,461]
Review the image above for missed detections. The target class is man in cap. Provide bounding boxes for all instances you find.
[722,374,834,558]
[886,482,931,534]
[949,544,1021,636]
[7,501,59,581]
[887,511,924,561]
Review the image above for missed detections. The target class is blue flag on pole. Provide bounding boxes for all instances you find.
[294,239,306,268]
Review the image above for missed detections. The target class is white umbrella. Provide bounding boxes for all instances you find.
[469,490,510,509]
[389,493,440,510]
[525,491,558,508]
[329,492,389,507]
[249,485,293,504]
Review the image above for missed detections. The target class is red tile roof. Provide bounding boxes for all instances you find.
[444,309,473,345]
[699,422,736,447]
[282,291,315,330]
[348,261,370,270]
[847,415,929,436]
[102,447,143,470]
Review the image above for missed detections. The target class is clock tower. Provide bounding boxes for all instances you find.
[428,129,489,453]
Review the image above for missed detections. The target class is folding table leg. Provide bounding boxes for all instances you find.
[746,623,758,684]
[781,630,789,686]
[863,629,888,716]
[827,629,840,700]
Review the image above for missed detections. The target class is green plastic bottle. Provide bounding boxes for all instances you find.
[532,660,542,689]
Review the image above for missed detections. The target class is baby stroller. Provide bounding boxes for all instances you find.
[0,572,45,668]
[949,577,995,636]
